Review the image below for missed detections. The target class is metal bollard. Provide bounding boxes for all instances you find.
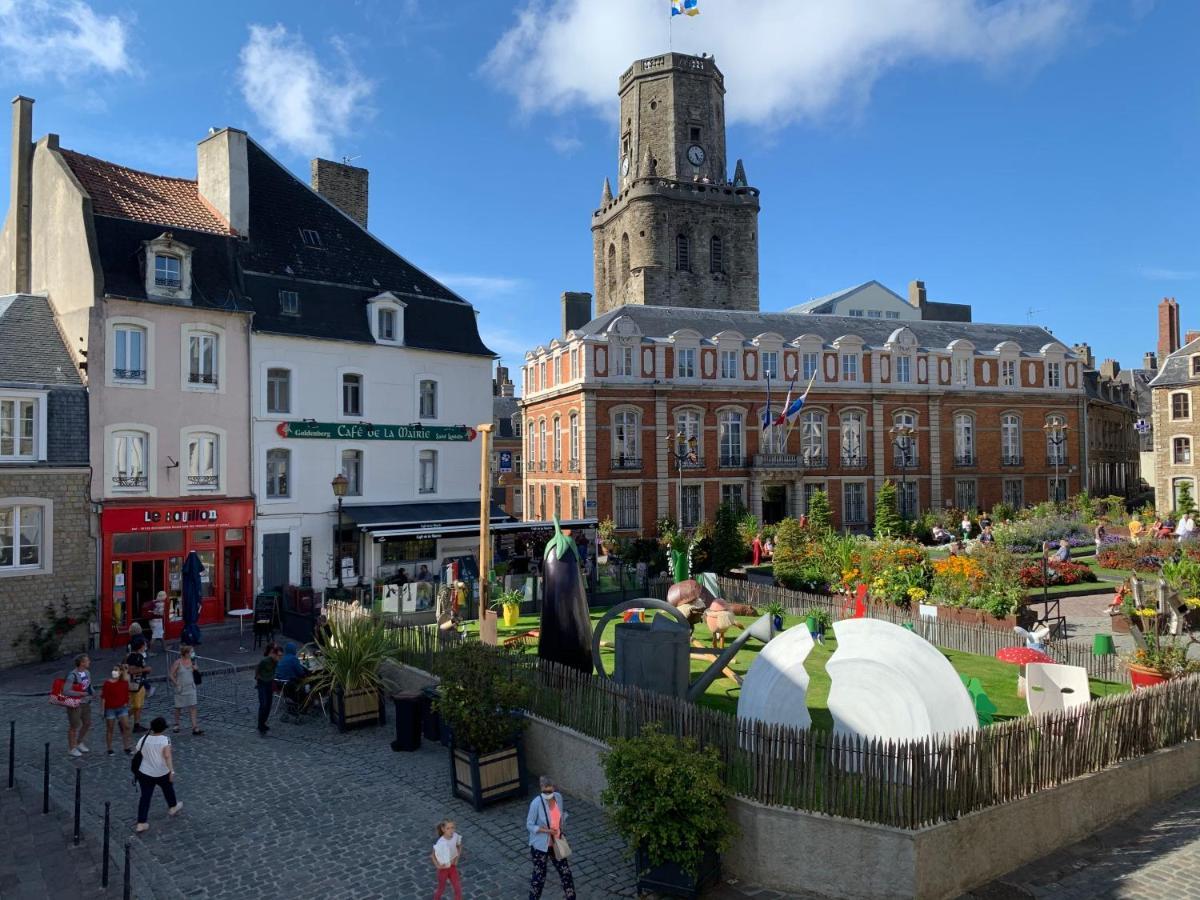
[42,742,49,814]
[102,802,111,887]
[123,839,132,900]
[7,720,13,789]
[73,768,81,845]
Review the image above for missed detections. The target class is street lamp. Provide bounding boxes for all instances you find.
[665,430,698,528]
[889,424,915,520]
[1043,421,1070,503]
[331,472,349,590]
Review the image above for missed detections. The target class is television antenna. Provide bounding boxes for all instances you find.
[1025,307,1042,322]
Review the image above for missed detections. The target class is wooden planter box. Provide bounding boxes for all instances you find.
[635,846,721,898]
[450,740,527,811]
[331,687,386,733]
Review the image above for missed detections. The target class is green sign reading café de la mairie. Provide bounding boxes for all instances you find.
[274,421,477,442]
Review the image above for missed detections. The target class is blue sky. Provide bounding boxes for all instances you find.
[0,0,1195,378]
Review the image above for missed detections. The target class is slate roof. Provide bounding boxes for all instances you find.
[0,294,82,385]
[1147,339,1200,389]
[787,281,877,314]
[493,395,520,439]
[92,216,247,312]
[60,149,231,235]
[574,305,1068,354]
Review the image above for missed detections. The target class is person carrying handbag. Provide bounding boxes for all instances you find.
[525,775,576,899]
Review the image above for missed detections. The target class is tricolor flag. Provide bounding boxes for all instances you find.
[780,373,817,428]
[772,377,797,428]
[760,372,773,432]
[672,0,700,16]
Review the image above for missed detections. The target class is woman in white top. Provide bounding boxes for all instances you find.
[134,716,183,832]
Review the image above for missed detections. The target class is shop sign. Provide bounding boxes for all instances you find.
[499,450,513,473]
[103,500,255,534]
[276,421,477,442]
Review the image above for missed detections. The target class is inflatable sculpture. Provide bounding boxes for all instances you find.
[536,518,594,673]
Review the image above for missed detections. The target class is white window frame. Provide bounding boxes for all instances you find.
[105,423,156,496]
[340,447,365,496]
[0,498,53,577]
[0,390,47,462]
[1174,436,1193,466]
[616,344,635,377]
[842,481,867,524]
[800,410,826,464]
[418,378,438,420]
[894,355,912,384]
[552,415,562,468]
[278,290,300,316]
[954,413,975,465]
[675,409,701,458]
[761,351,780,380]
[181,426,226,494]
[1047,361,1062,389]
[1001,359,1017,388]
[681,483,703,528]
[340,370,365,418]
[676,347,697,379]
[840,410,866,466]
[1000,413,1022,464]
[892,411,918,466]
[265,366,292,416]
[1170,391,1191,422]
[802,351,820,382]
[955,479,978,511]
[1046,414,1069,465]
[419,449,438,495]
[143,234,192,302]
[106,317,155,389]
[840,353,859,383]
[264,447,291,501]
[180,323,224,394]
[720,349,739,379]
[568,412,579,467]
[613,409,640,461]
[718,409,744,466]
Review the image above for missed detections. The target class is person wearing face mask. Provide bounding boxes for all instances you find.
[525,775,576,899]
[101,664,133,755]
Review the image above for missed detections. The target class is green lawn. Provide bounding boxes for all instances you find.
[470,609,1128,728]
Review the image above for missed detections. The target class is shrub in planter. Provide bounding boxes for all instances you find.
[434,642,530,809]
[306,614,403,730]
[601,723,736,897]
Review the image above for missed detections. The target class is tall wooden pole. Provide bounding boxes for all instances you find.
[477,423,494,624]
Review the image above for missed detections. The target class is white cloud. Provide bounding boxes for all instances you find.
[1139,266,1198,282]
[548,134,583,155]
[239,24,373,159]
[0,0,130,81]
[435,273,526,300]
[485,0,1080,127]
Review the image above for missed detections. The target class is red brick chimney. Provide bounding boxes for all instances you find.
[1159,297,1181,360]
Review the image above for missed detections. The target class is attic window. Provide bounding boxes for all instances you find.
[154,255,182,289]
[278,290,300,316]
[299,228,323,248]
[1191,356,1200,377]
[689,126,701,141]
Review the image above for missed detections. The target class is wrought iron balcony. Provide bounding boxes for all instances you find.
[679,456,706,470]
[839,453,868,470]
[1001,455,1024,467]
[112,474,147,488]
[187,475,219,488]
[568,459,580,472]
[718,454,748,469]
[611,455,642,471]
[112,368,146,381]
[752,453,803,470]
[953,453,976,467]
[536,460,547,472]
[800,453,828,469]
[1046,454,1069,467]
[552,460,562,472]
[188,372,218,387]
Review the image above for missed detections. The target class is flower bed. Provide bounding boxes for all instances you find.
[994,514,1090,553]
[1018,560,1098,588]
[1096,538,1174,572]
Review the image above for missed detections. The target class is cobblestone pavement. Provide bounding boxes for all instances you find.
[1,665,810,899]
[966,785,1200,899]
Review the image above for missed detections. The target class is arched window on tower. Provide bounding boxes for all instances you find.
[676,234,691,272]
[620,233,630,283]
[607,243,617,298]
[710,235,724,274]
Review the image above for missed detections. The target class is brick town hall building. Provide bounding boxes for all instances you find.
[518,53,1124,535]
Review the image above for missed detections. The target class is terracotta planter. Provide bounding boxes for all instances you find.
[1128,664,1169,690]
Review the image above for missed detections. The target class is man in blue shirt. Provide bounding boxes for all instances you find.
[274,643,308,683]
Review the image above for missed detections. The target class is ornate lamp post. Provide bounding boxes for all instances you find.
[889,424,915,520]
[1043,422,1070,503]
[331,472,349,590]
[665,430,698,527]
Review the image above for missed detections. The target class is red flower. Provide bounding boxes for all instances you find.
[67,618,77,626]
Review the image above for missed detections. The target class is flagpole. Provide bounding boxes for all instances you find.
[784,372,819,446]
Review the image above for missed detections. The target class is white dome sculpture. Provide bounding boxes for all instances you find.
[827,618,977,743]
[736,624,814,732]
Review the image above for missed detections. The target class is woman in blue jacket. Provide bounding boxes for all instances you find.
[525,775,576,899]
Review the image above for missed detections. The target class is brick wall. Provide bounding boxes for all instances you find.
[310,158,369,228]
[0,470,96,669]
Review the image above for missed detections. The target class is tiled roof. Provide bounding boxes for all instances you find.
[575,305,1068,354]
[59,149,231,235]
[0,294,81,385]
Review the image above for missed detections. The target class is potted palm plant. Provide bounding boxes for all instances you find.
[434,642,530,810]
[306,614,400,731]
[490,588,524,629]
[601,723,736,898]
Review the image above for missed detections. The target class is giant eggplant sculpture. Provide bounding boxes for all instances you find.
[537,517,595,673]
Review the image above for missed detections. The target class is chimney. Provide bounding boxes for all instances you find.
[1187,330,1200,346]
[311,158,369,228]
[1158,296,1181,360]
[1144,351,1158,371]
[197,127,249,235]
[495,365,515,398]
[907,280,927,313]
[7,96,34,294]
[1099,358,1120,381]
[561,291,593,339]
[1072,343,1095,370]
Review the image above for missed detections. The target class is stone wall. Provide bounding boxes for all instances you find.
[1152,383,1199,510]
[0,469,95,669]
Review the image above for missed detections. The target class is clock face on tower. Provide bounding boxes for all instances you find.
[621,155,630,177]
[687,144,706,166]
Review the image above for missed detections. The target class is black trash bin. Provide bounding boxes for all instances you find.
[390,692,422,752]
[420,685,443,743]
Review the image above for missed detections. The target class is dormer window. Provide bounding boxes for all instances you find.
[143,233,193,302]
[378,308,396,341]
[154,255,181,289]
[278,290,300,316]
[300,228,322,248]
[1191,356,1200,377]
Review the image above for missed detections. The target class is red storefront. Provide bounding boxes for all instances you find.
[100,500,255,649]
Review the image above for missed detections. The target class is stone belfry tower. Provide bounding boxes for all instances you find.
[591,53,760,316]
